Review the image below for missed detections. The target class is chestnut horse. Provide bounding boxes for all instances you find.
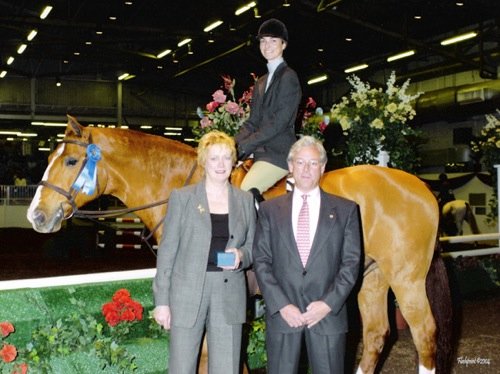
[27,116,452,374]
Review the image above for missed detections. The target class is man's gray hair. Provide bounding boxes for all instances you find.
[287,136,327,164]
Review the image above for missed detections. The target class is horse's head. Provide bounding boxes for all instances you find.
[27,115,107,233]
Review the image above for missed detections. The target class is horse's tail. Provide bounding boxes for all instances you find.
[425,239,453,374]
[465,202,480,234]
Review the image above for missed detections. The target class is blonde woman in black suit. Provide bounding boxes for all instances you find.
[153,131,256,373]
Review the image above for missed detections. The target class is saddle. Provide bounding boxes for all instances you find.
[231,159,291,200]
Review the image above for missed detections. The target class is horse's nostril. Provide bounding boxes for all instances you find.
[32,209,47,226]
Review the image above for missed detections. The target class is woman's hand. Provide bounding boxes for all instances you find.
[154,305,171,330]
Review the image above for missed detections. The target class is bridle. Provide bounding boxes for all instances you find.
[38,137,98,220]
[38,135,198,250]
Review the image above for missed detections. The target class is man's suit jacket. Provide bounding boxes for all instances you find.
[153,180,256,328]
[253,189,361,335]
[235,61,302,170]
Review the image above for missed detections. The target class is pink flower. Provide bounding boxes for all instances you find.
[0,343,17,363]
[12,363,28,374]
[206,101,220,113]
[319,121,328,132]
[225,101,240,115]
[221,75,235,92]
[0,322,14,338]
[212,90,226,104]
[239,87,254,105]
[306,97,316,109]
[200,117,212,128]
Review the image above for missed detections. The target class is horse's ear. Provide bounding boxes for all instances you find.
[66,114,83,137]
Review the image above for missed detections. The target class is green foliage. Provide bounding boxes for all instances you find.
[246,317,267,370]
[21,289,136,373]
[471,111,500,222]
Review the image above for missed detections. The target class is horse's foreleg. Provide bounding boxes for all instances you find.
[392,280,436,374]
[356,267,390,374]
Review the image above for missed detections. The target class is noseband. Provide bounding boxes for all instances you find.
[38,137,100,219]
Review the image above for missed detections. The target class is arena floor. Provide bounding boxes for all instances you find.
[1,227,498,373]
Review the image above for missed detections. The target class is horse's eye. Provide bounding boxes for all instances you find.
[65,157,78,167]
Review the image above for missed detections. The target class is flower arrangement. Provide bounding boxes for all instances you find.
[331,71,423,172]
[471,110,500,222]
[193,74,256,140]
[300,97,331,140]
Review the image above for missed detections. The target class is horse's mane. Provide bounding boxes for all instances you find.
[91,126,197,159]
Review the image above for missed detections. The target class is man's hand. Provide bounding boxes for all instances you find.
[280,304,306,328]
[153,305,171,330]
[302,301,331,328]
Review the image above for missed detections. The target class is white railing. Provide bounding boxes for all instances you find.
[0,268,156,291]
[0,185,38,205]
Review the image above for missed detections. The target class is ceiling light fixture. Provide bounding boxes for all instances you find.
[253,7,261,18]
[204,20,223,33]
[440,31,477,46]
[344,63,369,73]
[56,78,62,87]
[17,44,27,54]
[118,73,135,81]
[0,71,7,78]
[307,74,328,85]
[188,44,194,55]
[178,38,192,47]
[235,1,257,16]
[283,0,291,7]
[7,57,14,65]
[31,121,68,127]
[387,49,415,62]
[157,49,172,58]
[40,6,53,19]
[172,53,179,64]
[27,30,38,41]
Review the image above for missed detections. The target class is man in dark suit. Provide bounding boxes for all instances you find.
[253,136,362,373]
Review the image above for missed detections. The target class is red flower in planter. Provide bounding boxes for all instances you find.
[12,362,28,374]
[0,343,17,363]
[102,289,144,327]
[0,322,14,338]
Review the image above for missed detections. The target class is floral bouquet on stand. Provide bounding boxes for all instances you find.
[331,71,424,172]
[299,97,331,141]
[193,74,256,140]
[471,110,500,223]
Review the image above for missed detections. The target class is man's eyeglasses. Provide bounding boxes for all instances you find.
[293,159,322,169]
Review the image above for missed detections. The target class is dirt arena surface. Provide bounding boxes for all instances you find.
[1,227,498,373]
